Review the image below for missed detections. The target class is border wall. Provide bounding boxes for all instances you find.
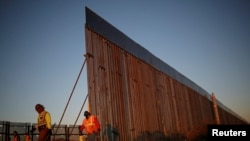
[85,7,248,141]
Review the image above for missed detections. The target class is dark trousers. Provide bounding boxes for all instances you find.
[38,128,50,141]
[86,132,98,141]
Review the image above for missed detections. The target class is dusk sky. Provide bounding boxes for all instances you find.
[0,0,249,125]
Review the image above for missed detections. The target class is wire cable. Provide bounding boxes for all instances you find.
[53,55,88,140]
[70,93,89,135]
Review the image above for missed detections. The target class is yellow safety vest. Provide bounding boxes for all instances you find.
[37,111,51,129]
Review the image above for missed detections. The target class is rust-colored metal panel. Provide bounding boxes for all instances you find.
[84,7,248,141]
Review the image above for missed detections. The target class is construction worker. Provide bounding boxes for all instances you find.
[31,104,52,141]
[79,111,100,141]
[13,131,20,141]
[24,132,31,141]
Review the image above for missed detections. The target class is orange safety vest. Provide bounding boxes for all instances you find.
[82,115,100,134]
[25,135,31,141]
[13,135,20,141]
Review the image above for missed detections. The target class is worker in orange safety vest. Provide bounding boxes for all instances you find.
[13,131,20,141]
[79,111,100,141]
[24,132,31,141]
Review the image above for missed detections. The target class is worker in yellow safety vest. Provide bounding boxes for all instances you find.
[31,104,52,141]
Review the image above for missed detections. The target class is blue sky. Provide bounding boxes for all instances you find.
[0,0,249,125]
